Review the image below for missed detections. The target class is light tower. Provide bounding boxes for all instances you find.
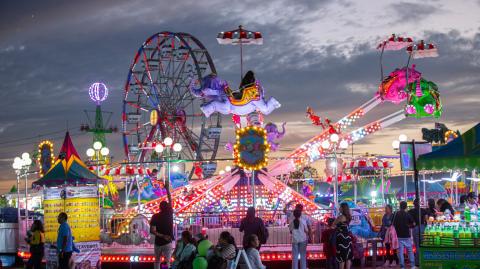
[81,82,117,162]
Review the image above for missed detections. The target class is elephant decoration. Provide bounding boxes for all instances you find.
[190,71,281,117]
[377,65,422,104]
[264,122,286,152]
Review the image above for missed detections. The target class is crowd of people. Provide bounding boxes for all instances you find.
[22,192,478,269]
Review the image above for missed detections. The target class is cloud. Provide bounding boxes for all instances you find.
[0,0,479,185]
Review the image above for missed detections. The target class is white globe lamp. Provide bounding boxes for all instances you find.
[321,140,330,149]
[164,137,173,146]
[173,143,182,152]
[330,133,339,143]
[93,141,103,150]
[86,148,95,157]
[398,134,408,142]
[154,144,164,153]
[100,147,110,156]
[392,140,400,149]
[339,140,349,149]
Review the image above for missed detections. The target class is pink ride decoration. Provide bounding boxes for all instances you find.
[377,34,413,51]
[377,65,422,104]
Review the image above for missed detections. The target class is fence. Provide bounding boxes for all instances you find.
[100,210,333,247]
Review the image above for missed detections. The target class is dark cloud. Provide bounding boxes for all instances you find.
[0,1,479,192]
[390,1,442,24]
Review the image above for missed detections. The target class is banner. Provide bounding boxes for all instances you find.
[46,242,101,269]
[65,186,98,199]
[43,186,100,269]
[420,247,480,269]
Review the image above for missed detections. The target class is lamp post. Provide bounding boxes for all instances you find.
[323,134,348,214]
[155,137,182,205]
[86,141,109,207]
[12,153,32,238]
[393,134,407,200]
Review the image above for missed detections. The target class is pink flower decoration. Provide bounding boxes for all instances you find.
[406,105,416,114]
[424,104,434,114]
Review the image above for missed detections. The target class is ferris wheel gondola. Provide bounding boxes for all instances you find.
[122,32,222,178]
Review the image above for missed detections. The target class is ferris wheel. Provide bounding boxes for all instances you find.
[122,32,222,178]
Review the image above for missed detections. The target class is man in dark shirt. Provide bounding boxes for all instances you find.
[150,201,174,269]
[393,201,416,269]
[408,199,427,267]
[239,207,268,249]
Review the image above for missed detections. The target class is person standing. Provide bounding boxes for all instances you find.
[393,201,416,269]
[408,199,426,267]
[240,207,268,249]
[26,220,45,269]
[289,209,309,269]
[320,218,337,269]
[467,192,478,211]
[379,205,398,267]
[334,203,353,269]
[150,201,174,269]
[425,198,437,221]
[245,234,266,269]
[56,213,73,269]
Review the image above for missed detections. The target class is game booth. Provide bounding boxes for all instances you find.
[31,132,101,269]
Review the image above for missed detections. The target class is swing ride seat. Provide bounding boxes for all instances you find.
[225,83,261,106]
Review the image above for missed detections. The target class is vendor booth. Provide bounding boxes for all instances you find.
[32,132,101,269]
[417,123,480,269]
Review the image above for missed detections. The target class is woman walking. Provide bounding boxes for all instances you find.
[379,205,398,267]
[334,203,353,269]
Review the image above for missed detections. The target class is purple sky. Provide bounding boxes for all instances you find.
[1,0,479,192]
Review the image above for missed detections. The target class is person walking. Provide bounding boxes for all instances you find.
[289,209,309,269]
[26,220,45,269]
[379,205,398,267]
[245,234,266,269]
[150,201,174,269]
[240,207,268,249]
[408,199,427,267]
[334,203,353,269]
[56,212,73,269]
[393,201,416,269]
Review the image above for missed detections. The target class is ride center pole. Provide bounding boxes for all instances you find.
[252,170,256,208]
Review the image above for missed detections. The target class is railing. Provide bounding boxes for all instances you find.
[100,210,333,248]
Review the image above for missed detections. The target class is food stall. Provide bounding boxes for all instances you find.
[417,123,480,269]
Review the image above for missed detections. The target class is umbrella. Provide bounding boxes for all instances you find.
[217,25,263,78]
[406,40,438,59]
[377,34,413,51]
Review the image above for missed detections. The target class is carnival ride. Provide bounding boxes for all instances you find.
[121,32,222,179]
[101,33,444,262]
[288,34,441,165]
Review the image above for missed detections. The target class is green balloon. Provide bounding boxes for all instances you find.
[192,256,208,269]
[197,240,213,257]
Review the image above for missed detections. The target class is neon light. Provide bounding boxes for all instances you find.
[89,82,109,104]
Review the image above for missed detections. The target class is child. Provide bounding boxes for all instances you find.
[321,218,337,269]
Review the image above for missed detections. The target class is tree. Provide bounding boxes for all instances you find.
[9,185,17,193]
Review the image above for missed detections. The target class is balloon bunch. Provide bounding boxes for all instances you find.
[193,239,213,269]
